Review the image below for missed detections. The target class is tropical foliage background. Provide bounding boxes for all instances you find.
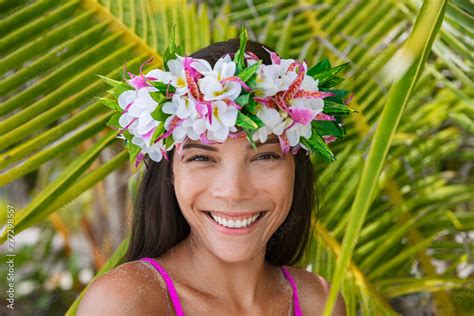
[0,0,472,315]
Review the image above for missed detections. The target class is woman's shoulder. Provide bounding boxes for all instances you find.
[76,260,171,315]
[283,265,346,316]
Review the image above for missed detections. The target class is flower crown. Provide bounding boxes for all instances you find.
[99,27,356,167]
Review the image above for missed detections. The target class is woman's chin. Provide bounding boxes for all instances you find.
[210,242,265,263]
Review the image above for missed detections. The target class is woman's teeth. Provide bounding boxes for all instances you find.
[209,212,262,229]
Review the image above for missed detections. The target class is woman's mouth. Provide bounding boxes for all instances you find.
[204,211,267,233]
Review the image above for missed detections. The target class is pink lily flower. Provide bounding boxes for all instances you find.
[124,58,154,89]
[287,107,319,126]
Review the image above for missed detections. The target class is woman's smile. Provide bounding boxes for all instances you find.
[203,210,269,235]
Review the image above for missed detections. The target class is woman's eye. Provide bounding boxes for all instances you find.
[186,153,280,162]
[256,152,281,160]
[187,155,211,162]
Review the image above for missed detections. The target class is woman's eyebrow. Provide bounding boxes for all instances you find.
[247,137,280,149]
[182,143,218,151]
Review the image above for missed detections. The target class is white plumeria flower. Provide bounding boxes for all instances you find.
[128,87,158,116]
[161,94,202,143]
[252,125,274,143]
[162,94,198,120]
[118,90,136,110]
[132,136,173,163]
[146,55,188,96]
[121,87,159,136]
[286,122,313,146]
[206,100,238,141]
[168,117,202,142]
[253,58,299,97]
[191,117,207,136]
[256,104,283,127]
[189,100,238,142]
[135,112,159,136]
[273,115,313,147]
[273,118,290,136]
[192,54,242,101]
[118,87,158,134]
[117,89,139,131]
[252,104,284,143]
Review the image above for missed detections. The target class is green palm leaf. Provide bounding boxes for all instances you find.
[323,0,449,313]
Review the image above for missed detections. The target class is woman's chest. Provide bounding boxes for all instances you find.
[178,292,294,316]
[146,280,295,316]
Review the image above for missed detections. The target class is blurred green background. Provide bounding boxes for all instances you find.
[0,0,472,315]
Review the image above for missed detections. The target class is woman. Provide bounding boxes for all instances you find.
[77,38,347,315]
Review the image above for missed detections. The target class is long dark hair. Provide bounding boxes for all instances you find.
[124,38,318,267]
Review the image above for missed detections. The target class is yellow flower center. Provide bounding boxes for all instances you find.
[213,85,229,97]
[213,107,222,124]
[177,77,185,87]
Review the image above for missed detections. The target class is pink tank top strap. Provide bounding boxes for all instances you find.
[140,257,185,316]
[280,266,303,316]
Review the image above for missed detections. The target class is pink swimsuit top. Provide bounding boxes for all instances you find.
[140,257,303,316]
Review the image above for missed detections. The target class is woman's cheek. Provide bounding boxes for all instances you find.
[253,163,294,187]
[174,168,209,205]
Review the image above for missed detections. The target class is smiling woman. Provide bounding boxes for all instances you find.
[77,38,346,315]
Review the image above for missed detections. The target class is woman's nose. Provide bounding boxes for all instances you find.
[209,163,255,203]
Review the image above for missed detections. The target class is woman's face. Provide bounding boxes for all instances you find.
[172,134,295,263]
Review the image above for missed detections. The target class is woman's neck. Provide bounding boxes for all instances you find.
[161,233,278,309]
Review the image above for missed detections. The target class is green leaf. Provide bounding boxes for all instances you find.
[106,112,121,129]
[97,74,130,93]
[236,93,259,114]
[149,91,167,104]
[122,129,133,142]
[125,141,141,162]
[165,136,174,148]
[149,122,165,146]
[0,130,119,242]
[319,76,345,89]
[307,57,331,77]
[243,127,257,151]
[0,113,111,185]
[300,130,336,163]
[325,89,350,103]
[323,100,358,115]
[236,93,250,107]
[235,111,259,129]
[162,24,185,71]
[233,26,248,74]
[313,120,345,138]
[313,63,350,86]
[246,75,257,89]
[150,81,176,94]
[247,95,258,114]
[237,60,261,82]
[97,97,121,112]
[176,40,185,57]
[247,113,265,128]
[150,102,169,121]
